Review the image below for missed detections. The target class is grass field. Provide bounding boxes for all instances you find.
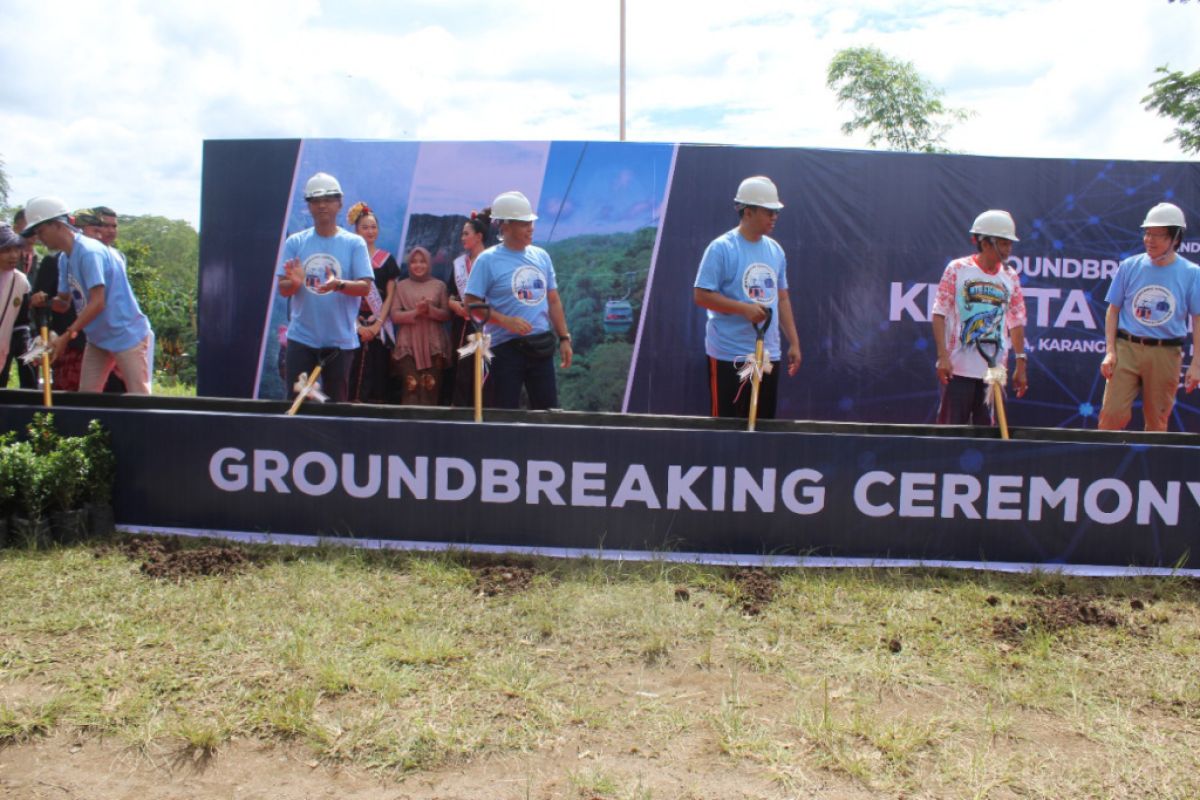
[2,536,1199,798]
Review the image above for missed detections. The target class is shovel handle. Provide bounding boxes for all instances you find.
[40,326,53,408]
[753,307,773,340]
[467,302,491,332]
[286,365,323,416]
[467,303,491,423]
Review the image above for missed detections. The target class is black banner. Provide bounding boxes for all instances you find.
[4,399,1199,574]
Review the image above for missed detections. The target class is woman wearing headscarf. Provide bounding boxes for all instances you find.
[391,246,451,405]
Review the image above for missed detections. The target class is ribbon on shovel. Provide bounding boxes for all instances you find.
[20,333,52,365]
[457,331,493,365]
[21,327,55,407]
[735,352,774,385]
[286,369,328,416]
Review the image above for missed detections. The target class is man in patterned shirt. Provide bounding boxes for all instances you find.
[931,210,1028,425]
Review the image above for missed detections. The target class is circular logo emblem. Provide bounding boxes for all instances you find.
[742,263,778,306]
[302,253,342,294]
[1130,285,1175,327]
[511,265,548,306]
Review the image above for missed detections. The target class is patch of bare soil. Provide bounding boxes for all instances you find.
[96,535,255,581]
[992,596,1124,641]
[0,683,881,800]
[470,561,542,597]
[731,568,779,616]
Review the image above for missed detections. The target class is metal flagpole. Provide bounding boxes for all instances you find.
[620,0,626,141]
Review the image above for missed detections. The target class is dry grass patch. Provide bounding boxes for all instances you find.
[2,540,1200,798]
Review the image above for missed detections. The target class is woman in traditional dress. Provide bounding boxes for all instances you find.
[446,208,492,406]
[347,202,400,403]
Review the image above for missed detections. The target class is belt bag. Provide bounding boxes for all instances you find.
[514,330,559,359]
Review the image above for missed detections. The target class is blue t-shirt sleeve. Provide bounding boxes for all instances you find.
[694,240,727,292]
[542,251,558,292]
[464,256,489,298]
[1188,265,1200,316]
[777,245,789,291]
[1104,260,1128,307]
[80,248,107,291]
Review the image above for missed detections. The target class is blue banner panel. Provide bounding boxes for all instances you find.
[627,147,1200,430]
[198,139,301,399]
[4,400,1199,574]
[199,139,1200,431]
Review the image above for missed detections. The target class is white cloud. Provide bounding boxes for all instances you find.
[1,0,1196,227]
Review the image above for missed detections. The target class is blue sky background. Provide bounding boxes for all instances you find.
[537,142,673,243]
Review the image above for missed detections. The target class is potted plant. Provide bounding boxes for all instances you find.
[83,419,116,537]
[0,432,18,547]
[45,439,89,544]
[25,411,59,456]
[8,440,51,549]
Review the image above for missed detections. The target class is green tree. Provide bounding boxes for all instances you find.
[1143,66,1200,154]
[118,222,199,387]
[826,46,969,153]
[118,215,199,288]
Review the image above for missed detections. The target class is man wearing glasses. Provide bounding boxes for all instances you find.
[275,172,372,403]
[693,175,802,419]
[1098,202,1200,431]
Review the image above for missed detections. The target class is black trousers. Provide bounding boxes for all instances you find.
[285,341,356,404]
[937,375,992,425]
[708,356,780,419]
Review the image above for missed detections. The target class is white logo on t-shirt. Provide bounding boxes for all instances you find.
[742,263,778,306]
[511,265,548,306]
[302,253,342,295]
[1131,285,1175,327]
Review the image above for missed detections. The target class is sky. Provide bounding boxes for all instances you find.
[1,0,1197,229]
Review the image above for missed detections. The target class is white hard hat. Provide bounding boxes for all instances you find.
[303,172,343,200]
[1141,202,1186,230]
[20,196,72,238]
[969,210,1019,242]
[733,176,783,210]
[492,191,538,222]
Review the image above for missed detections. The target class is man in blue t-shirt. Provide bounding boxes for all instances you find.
[1098,202,1200,431]
[464,190,572,410]
[22,196,155,394]
[693,176,802,419]
[276,172,372,403]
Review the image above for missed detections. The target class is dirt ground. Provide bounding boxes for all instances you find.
[0,712,875,800]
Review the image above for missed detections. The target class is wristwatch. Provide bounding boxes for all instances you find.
[1014,353,1027,360]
